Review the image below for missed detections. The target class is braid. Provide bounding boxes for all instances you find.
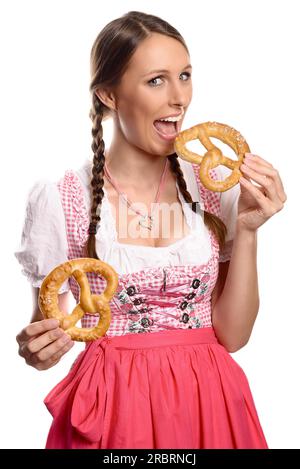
[86,94,106,258]
[167,153,227,250]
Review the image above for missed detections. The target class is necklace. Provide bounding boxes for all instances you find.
[103,159,169,231]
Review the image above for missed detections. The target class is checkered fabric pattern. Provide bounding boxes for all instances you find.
[57,167,221,337]
[191,164,221,217]
[191,164,235,263]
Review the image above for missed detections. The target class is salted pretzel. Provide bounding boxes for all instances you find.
[38,258,118,342]
[174,121,250,192]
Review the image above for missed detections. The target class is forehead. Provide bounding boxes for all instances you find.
[125,33,190,76]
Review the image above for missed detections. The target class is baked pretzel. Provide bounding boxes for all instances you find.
[38,258,118,342]
[174,121,250,192]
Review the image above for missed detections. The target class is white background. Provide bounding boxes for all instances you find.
[0,0,299,449]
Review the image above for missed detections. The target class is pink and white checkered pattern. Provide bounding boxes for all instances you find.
[191,164,221,217]
[57,165,221,337]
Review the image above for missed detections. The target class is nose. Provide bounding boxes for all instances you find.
[168,78,191,109]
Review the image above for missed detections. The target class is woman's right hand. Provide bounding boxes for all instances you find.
[16,319,74,370]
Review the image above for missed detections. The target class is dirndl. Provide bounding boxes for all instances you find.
[44,327,268,449]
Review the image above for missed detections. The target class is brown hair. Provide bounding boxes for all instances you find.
[87,10,227,258]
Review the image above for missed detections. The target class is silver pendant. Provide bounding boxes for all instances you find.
[138,214,153,231]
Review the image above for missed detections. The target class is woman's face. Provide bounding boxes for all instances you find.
[111,33,193,156]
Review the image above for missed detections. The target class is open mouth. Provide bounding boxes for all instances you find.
[153,119,179,138]
[153,109,184,141]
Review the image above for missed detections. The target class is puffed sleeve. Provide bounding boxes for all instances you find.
[216,165,241,262]
[14,180,70,293]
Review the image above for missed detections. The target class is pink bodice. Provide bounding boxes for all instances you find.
[57,164,221,337]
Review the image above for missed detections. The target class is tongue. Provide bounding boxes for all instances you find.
[154,120,177,135]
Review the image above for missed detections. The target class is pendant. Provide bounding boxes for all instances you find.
[138,214,153,231]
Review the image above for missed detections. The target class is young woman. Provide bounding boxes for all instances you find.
[15,11,286,449]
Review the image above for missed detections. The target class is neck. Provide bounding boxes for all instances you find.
[104,129,171,191]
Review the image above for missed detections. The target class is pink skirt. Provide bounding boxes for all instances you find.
[44,327,268,449]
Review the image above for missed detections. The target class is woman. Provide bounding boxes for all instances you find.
[15,11,286,449]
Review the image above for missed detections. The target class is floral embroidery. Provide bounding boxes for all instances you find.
[179,313,202,329]
[189,317,202,328]
[117,284,141,304]
[117,290,131,305]
[128,320,144,334]
[185,302,197,313]
[127,317,153,334]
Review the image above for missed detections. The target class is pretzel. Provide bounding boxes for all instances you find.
[174,121,250,192]
[38,258,118,342]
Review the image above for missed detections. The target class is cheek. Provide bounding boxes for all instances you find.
[118,100,154,137]
[118,110,146,141]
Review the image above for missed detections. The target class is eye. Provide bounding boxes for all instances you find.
[180,71,191,81]
[148,76,164,87]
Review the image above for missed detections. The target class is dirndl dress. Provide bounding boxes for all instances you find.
[43,164,268,449]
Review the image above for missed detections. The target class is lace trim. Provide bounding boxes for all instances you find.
[63,170,90,246]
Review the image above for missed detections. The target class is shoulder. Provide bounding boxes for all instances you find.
[26,179,62,214]
[24,161,91,221]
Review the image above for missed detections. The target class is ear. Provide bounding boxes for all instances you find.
[95,88,117,111]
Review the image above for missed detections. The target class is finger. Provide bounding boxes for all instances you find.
[244,153,273,168]
[16,319,60,345]
[240,164,281,204]
[32,340,75,371]
[239,177,280,218]
[24,328,66,355]
[18,327,63,360]
[28,334,74,366]
[243,158,287,202]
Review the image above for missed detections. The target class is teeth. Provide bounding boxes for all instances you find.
[159,116,180,122]
[158,110,184,123]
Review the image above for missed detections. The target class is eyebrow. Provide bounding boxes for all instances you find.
[142,64,192,77]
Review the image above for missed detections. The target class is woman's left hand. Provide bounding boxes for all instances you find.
[237,152,287,232]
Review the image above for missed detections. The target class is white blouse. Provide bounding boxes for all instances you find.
[15,158,240,293]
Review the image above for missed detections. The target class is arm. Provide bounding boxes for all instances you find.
[15,179,74,369]
[211,261,229,312]
[212,152,287,352]
[31,286,72,322]
[212,226,258,352]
